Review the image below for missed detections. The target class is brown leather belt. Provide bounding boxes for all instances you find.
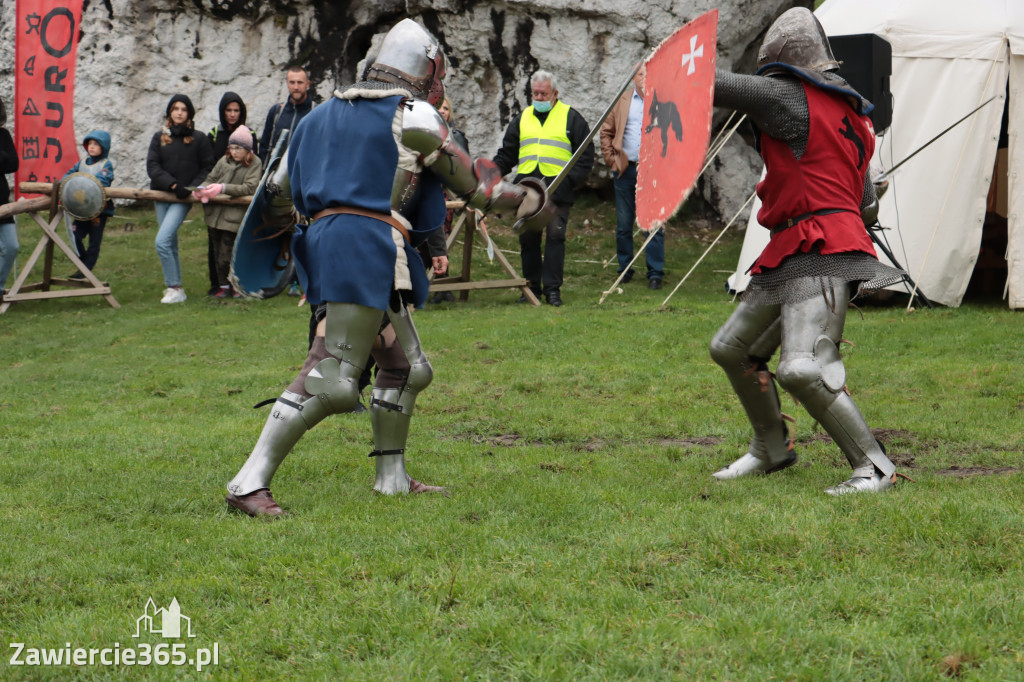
[312,205,410,243]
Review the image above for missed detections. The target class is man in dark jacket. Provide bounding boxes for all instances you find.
[259,66,314,165]
[493,70,594,306]
[260,66,315,295]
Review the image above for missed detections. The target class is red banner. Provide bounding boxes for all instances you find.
[636,9,717,231]
[14,0,83,199]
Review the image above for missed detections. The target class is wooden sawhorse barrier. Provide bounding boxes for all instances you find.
[0,182,253,314]
[429,204,541,306]
[0,194,118,314]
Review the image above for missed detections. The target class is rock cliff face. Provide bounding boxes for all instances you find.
[0,0,807,220]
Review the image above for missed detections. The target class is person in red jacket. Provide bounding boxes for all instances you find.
[707,8,904,495]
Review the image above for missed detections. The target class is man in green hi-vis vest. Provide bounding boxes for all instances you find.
[494,70,594,307]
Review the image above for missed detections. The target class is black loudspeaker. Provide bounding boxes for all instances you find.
[829,33,893,132]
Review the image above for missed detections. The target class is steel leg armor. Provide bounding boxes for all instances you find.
[774,281,895,494]
[227,303,382,496]
[710,301,796,479]
[369,296,442,495]
[710,280,895,493]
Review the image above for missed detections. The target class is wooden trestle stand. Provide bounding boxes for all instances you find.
[0,182,252,314]
[429,201,541,306]
[0,189,534,313]
[0,187,120,314]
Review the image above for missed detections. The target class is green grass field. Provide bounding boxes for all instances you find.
[1,199,1022,680]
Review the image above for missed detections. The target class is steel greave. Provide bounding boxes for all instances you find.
[709,301,791,463]
[370,299,434,494]
[370,387,415,494]
[227,390,330,496]
[776,281,895,477]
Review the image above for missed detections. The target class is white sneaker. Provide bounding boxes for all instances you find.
[161,287,187,304]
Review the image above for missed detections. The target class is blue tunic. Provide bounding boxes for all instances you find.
[288,95,446,310]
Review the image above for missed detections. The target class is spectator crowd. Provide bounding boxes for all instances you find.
[1,63,670,306]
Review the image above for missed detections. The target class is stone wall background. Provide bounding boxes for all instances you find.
[0,0,808,221]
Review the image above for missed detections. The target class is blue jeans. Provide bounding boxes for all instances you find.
[613,162,664,280]
[154,201,191,287]
[0,221,19,289]
[72,215,107,272]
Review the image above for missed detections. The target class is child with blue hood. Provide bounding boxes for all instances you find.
[62,130,115,278]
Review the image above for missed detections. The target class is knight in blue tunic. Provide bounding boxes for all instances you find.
[225,19,554,516]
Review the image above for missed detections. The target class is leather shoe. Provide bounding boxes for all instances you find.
[545,291,562,307]
[226,489,285,517]
[825,470,895,496]
[620,269,635,283]
[712,442,798,480]
[648,278,663,290]
[516,289,541,303]
[409,478,449,495]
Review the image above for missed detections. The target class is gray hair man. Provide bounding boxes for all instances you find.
[493,69,594,306]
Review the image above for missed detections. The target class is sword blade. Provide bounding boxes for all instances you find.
[546,62,644,196]
[876,96,996,182]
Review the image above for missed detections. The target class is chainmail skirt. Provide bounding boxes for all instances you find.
[742,251,906,306]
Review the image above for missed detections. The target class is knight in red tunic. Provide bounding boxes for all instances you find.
[707,8,905,495]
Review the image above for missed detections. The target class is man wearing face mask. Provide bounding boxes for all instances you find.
[494,70,594,306]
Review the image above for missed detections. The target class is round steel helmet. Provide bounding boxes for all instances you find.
[366,18,447,106]
[757,7,840,74]
[59,172,106,221]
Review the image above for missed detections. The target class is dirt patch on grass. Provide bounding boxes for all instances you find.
[487,434,530,447]
[935,466,1020,478]
[887,452,917,468]
[452,433,545,447]
[445,433,723,451]
[653,437,723,448]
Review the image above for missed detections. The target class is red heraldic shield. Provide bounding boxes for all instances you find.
[636,10,717,231]
[14,0,83,198]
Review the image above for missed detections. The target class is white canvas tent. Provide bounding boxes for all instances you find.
[727,0,1024,308]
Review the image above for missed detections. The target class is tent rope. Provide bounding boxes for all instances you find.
[660,191,756,307]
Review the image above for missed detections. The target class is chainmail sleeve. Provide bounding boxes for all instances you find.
[860,171,876,212]
[714,70,809,158]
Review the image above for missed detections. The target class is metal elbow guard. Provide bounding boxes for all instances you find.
[401,100,484,197]
[266,148,292,199]
[463,158,529,213]
[861,198,879,227]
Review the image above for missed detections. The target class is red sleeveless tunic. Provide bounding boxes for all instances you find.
[751,83,876,273]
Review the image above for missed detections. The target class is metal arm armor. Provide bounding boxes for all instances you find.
[400,99,529,213]
[265,147,300,222]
